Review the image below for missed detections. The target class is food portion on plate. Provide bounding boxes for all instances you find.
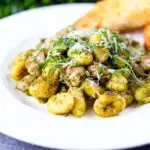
[11,26,150,117]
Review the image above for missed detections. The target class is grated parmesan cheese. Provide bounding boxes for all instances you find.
[66,29,93,38]
[108,69,116,73]
[71,42,86,50]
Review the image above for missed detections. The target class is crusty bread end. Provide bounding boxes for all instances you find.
[74,0,150,32]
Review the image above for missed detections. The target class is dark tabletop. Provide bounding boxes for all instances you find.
[0,132,149,150]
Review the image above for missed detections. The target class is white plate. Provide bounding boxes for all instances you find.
[0,4,150,150]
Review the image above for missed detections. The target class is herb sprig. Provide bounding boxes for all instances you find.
[113,56,142,84]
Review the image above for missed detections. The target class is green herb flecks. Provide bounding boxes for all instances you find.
[46,53,80,68]
[113,55,142,85]
[98,64,105,74]
[97,28,129,58]
[113,68,130,75]
[96,64,105,82]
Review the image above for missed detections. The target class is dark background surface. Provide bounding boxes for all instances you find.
[0,133,150,150]
[0,132,150,150]
[0,0,96,18]
[1,0,150,150]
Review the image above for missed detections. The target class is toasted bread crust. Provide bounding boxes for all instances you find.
[74,0,150,32]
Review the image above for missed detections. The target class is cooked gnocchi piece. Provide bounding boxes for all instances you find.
[106,74,128,91]
[94,91,126,117]
[69,87,86,117]
[16,74,36,94]
[11,50,33,80]
[81,79,105,99]
[47,92,74,115]
[29,77,58,99]
[134,82,150,104]
[68,48,93,66]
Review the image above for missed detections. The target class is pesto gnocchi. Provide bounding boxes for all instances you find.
[11,27,150,117]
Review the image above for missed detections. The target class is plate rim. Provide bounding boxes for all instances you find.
[1,3,150,150]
